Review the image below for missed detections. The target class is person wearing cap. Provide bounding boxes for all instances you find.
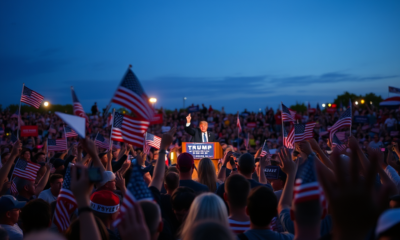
[177,153,209,195]
[90,190,120,240]
[0,195,25,240]
[96,171,116,192]
[375,208,400,239]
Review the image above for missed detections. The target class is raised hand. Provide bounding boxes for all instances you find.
[298,140,313,156]
[118,202,150,240]
[316,148,383,240]
[186,113,191,124]
[279,148,298,176]
[71,164,94,207]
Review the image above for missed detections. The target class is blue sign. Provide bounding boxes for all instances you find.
[185,143,214,159]
[353,116,369,123]
[264,166,280,179]
[187,106,200,113]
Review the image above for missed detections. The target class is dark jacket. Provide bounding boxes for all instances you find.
[184,125,216,142]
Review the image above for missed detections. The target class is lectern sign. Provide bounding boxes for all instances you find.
[185,143,214,159]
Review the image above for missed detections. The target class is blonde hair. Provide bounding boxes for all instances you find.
[198,158,218,192]
[180,193,228,238]
[200,121,208,126]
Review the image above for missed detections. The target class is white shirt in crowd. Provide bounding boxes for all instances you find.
[385,118,397,127]
[38,188,58,203]
[0,224,23,240]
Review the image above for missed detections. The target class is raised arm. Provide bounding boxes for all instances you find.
[277,148,299,214]
[258,155,270,185]
[80,137,105,172]
[149,128,175,191]
[217,151,233,182]
[35,162,52,196]
[184,113,196,136]
[71,164,101,240]
[0,140,21,190]
[308,138,334,170]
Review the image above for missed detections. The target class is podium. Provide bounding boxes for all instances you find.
[182,142,223,179]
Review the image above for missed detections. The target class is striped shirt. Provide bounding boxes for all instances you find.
[228,218,250,234]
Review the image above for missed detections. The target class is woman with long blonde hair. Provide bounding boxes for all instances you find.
[197,157,222,193]
[180,193,229,239]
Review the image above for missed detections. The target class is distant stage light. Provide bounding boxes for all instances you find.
[322,104,326,108]
[328,103,332,107]
[44,101,49,107]
[355,101,359,105]
[360,99,365,104]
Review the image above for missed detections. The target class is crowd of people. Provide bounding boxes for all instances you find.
[0,102,400,240]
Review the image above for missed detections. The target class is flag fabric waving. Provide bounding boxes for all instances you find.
[294,122,316,143]
[20,86,44,109]
[389,86,400,94]
[111,112,124,142]
[111,113,150,146]
[54,164,77,232]
[236,113,242,134]
[48,139,68,151]
[281,103,296,122]
[10,181,18,196]
[283,127,295,149]
[64,126,78,138]
[332,133,347,151]
[260,141,271,158]
[294,156,327,218]
[71,87,89,122]
[111,68,154,121]
[95,133,110,149]
[328,107,352,142]
[12,159,40,181]
[144,132,161,149]
[113,159,153,227]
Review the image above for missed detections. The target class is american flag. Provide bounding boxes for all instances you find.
[71,87,89,123]
[10,181,18,196]
[283,127,294,149]
[54,164,77,232]
[294,122,316,143]
[328,107,352,142]
[113,159,153,227]
[281,103,296,122]
[260,141,271,158]
[294,156,327,218]
[332,133,347,151]
[144,132,161,149]
[111,113,150,147]
[20,86,44,109]
[64,126,78,138]
[95,133,110,149]
[48,139,68,151]
[237,113,242,134]
[111,68,154,121]
[111,112,124,142]
[12,159,41,181]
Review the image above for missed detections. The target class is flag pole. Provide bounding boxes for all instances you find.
[109,108,115,151]
[17,83,24,139]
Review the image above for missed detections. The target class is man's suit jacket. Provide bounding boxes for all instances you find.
[184,125,215,143]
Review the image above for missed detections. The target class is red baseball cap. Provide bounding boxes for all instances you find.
[90,190,120,214]
[177,153,194,170]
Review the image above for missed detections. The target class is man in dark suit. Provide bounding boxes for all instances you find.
[184,113,215,142]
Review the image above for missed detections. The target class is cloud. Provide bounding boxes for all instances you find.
[270,72,397,86]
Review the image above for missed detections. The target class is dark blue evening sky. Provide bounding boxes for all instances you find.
[1,0,399,112]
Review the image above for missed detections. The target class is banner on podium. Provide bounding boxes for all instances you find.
[185,143,214,159]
